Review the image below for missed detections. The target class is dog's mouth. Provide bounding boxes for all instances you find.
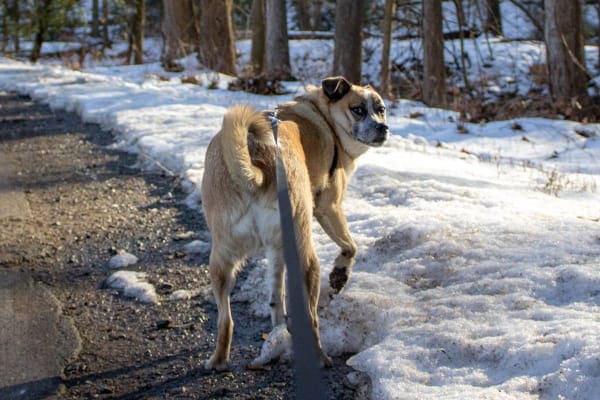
[354,121,389,147]
[370,134,388,146]
[357,130,389,147]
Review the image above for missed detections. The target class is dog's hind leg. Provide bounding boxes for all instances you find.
[267,247,286,327]
[304,248,333,367]
[293,201,332,367]
[205,249,239,371]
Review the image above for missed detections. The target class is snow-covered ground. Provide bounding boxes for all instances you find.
[1,32,600,400]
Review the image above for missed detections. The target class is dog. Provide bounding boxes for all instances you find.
[201,76,389,370]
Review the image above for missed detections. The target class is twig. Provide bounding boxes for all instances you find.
[137,150,176,177]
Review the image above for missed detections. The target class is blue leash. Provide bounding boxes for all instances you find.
[270,115,326,399]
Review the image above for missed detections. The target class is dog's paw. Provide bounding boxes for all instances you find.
[204,354,230,371]
[329,267,349,294]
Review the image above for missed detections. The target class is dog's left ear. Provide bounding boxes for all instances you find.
[322,76,352,102]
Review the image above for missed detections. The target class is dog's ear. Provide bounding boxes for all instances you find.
[322,76,352,101]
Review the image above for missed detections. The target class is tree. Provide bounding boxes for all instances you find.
[250,0,265,74]
[102,0,109,47]
[91,0,100,37]
[31,0,53,62]
[332,0,365,84]
[311,0,324,30]
[126,0,145,64]
[544,0,590,110]
[484,0,502,36]
[422,0,447,107]
[294,0,311,31]
[162,0,198,68]
[380,0,396,98]
[1,1,7,53]
[592,0,600,68]
[264,0,292,79]
[13,0,19,54]
[134,0,145,64]
[197,0,236,76]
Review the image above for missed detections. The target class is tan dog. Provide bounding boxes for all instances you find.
[201,76,389,370]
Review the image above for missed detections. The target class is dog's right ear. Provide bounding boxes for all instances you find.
[322,76,352,102]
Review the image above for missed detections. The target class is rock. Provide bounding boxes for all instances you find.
[156,319,173,330]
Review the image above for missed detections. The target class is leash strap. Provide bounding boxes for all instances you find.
[269,115,326,399]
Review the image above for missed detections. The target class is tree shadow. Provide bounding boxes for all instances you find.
[0,376,64,400]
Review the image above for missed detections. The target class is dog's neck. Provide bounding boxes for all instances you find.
[300,95,368,162]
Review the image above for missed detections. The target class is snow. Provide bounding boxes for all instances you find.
[250,324,292,367]
[108,252,138,269]
[104,271,158,304]
[169,290,192,301]
[1,28,600,400]
[183,240,211,254]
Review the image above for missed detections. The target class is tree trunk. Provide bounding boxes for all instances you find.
[13,0,20,54]
[422,0,447,107]
[250,0,265,75]
[544,0,590,109]
[452,0,470,91]
[595,2,600,69]
[132,0,145,64]
[91,0,99,37]
[102,0,109,48]
[198,0,237,76]
[332,0,365,84]
[1,1,7,53]
[311,0,324,30]
[295,0,311,31]
[31,0,52,62]
[380,0,396,98]
[484,0,502,36]
[162,0,197,66]
[264,0,292,79]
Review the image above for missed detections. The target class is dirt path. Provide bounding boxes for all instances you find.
[0,91,367,399]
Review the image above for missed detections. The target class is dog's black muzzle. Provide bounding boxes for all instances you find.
[372,123,390,146]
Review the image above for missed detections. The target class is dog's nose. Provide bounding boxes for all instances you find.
[376,123,389,133]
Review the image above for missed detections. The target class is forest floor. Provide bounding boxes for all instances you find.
[0,91,367,399]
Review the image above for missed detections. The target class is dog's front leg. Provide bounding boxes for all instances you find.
[315,203,357,294]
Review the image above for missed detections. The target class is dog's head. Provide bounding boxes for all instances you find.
[322,76,389,155]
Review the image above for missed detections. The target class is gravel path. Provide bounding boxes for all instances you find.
[0,91,367,399]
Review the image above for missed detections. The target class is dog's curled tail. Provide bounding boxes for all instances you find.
[220,105,273,191]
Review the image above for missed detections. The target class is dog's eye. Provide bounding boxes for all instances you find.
[377,106,386,115]
[350,106,366,117]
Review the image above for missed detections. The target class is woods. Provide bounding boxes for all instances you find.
[0,0,598,120]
